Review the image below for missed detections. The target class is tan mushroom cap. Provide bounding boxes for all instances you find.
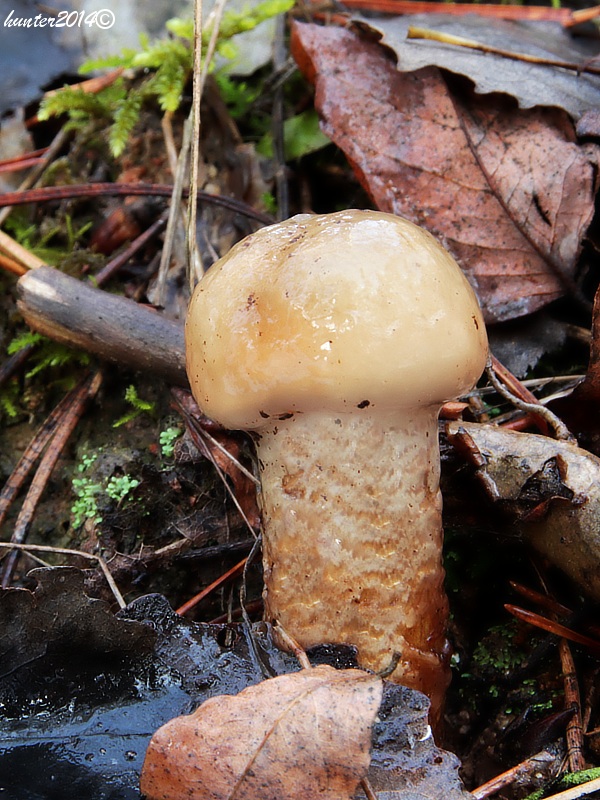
[185,210,488,430]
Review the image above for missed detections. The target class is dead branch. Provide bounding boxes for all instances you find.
[17,266,187,387]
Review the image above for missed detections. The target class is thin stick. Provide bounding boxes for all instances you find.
[0,127,71,228]
[187,0,204,287]
[187,0,229,284]
[559,639,586,773]
[407,26,600,76]
[312,0,600,25]
[0,542,125,608]
[0,229,46,270]
[186,415,259,537]
[199,427,260,486]
[94,211,168,286]
[471,750,556,799]
[542,776,600,799]
[272,14,289,221]
[360,777,378,800]
[505,605,600,655]
[486,356,574,442]
[156,116,193,306]
[0,251,27,276]
[39,68,124,102]
[0,183,273,225]
[176,556,247,615]
[1,372,103,587]
[0,385,80,526]
[274,623,312,669]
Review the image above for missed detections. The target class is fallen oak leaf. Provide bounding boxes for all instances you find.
[140,664,383,800]
[291,23,599,323]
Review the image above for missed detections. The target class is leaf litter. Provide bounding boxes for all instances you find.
[291,21,599,323]
[2,5,600,800]
[355,15,600,120]
[140,665,382,800]
[0,572,469,799]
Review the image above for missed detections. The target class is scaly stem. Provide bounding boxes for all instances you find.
[257,407,451,718]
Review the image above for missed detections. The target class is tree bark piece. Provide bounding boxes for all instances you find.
[17,266,187,387]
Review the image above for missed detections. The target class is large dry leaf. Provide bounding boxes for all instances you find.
[355,15,600,121]
[291,23,599,323]
[140,665,382,800]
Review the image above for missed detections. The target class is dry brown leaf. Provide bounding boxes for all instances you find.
[291,23,599,323]
[140,664,383,800]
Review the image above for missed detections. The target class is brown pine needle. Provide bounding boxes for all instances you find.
[176,557,247,615]
[505,604,600,654]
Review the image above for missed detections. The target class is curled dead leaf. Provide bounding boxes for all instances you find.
[140,665,383,800]
[447,421,600,600]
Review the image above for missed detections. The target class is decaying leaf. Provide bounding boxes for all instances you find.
[447,421,600,600]
[0,566,154,682]
[140,664,382,800]
[0,578,469,798]
[291,23,599,323]
[355,15,600,121]
[365,683,472,799]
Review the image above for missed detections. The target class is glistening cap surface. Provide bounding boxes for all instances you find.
[185,210,488,429]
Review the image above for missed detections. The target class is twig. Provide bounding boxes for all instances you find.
[176,556,247,615]
[156,116,192,306]
[178,407,259,537]
[187,0,204,286]
[0,152,47,174]
[1,372,103,587]
[38,68,124,103]
[272,623,312,669]
[486,356,574,442]
[0,345,35,390]
[559,639,586,773]
[360,777,378,800]
[272,14,290,221]
[0,542,125,608]
[94,211,168,285]
[509,581,573,621]
[505,605,600,656]
[471,750,557,799]
[17,266,187,386]
[323,0,600,26]
[0,229,46,270]
[197,426,260,486]
[0,383,81,527]
[0,183,274,226]
[407,26,600,76]
[0,251,27,276]
[0,127,71,228]
[542,776,600,799]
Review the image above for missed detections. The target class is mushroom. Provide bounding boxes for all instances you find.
[185,210,488,716]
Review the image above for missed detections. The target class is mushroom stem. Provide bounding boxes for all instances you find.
[257,407,451,714]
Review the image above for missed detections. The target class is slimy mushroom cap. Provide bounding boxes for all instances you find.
[185,210,487,430]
